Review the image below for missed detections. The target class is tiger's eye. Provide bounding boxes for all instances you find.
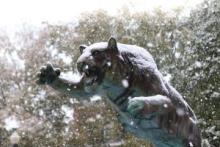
[92,50,101,56]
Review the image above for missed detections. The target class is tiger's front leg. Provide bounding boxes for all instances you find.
[36,63,95,100]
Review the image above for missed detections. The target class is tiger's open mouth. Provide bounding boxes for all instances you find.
[82,65,105,86]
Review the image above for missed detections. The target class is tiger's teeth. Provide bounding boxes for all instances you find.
[86,77,93,84]
[85,76,98,86]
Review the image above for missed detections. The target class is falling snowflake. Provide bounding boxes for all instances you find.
[121,79,129,88]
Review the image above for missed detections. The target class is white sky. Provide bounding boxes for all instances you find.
[0,0,204,28]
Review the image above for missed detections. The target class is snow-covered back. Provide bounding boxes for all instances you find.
[78,42,157,70]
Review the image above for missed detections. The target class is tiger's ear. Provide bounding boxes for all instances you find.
[79,45,87,54]
[107,37,118,51]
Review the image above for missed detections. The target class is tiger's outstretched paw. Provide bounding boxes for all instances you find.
[36,63,60,85]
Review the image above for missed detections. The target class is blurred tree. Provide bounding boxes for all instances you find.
[75,10,112,44]
[182,0,220,146]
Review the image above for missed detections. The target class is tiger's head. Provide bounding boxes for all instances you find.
[76,37,122,87]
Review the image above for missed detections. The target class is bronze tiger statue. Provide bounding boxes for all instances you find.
[37,37,201,147]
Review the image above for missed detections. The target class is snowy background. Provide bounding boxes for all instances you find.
[0,0,219,146]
